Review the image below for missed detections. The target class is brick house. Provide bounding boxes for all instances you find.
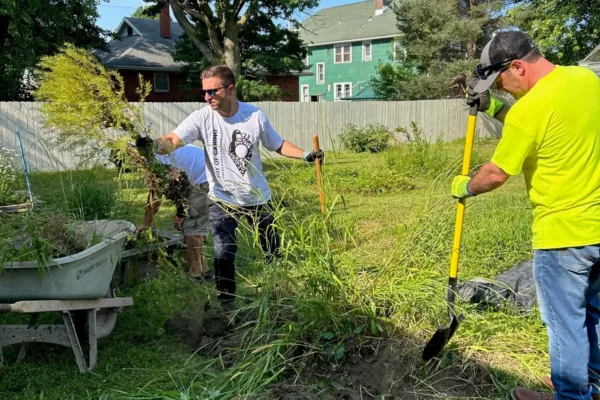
[93,7,200,102]
[298,0,399,102]
[93,6,304,102]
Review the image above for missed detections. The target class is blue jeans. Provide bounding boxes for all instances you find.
[534,245,600,400]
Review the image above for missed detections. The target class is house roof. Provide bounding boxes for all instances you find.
[299,0,398,46]
[345,83,378,100]
[579,44,600,77]
[93,17,185,71]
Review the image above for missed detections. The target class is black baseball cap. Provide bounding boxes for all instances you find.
[473,31,536,93]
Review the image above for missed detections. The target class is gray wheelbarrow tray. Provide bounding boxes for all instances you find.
[0,220,135,372]
[0,220,135,301]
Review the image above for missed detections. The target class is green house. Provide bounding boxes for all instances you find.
[298,0,399,102]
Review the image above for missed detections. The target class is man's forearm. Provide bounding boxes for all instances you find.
[276,140,304,159]
[141,191,161,227]
[467,162,510,195]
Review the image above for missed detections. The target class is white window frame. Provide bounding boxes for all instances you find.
[316,62,325,84]
[153,73,170,92]
[334,43,352,64]
[306,52,310,67]
[333,82,352,101]
[300,84,309,102]
[392,40,405,62]
[363,41,372,62]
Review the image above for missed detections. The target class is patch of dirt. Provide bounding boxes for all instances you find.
[265,338,497,400]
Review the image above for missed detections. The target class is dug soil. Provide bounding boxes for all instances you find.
[165,304,498,400]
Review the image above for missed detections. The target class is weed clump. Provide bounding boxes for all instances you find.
[340,123,393,153]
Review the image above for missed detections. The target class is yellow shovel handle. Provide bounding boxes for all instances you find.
[449,109,478,279]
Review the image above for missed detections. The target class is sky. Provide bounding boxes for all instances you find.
[97,0,361,32]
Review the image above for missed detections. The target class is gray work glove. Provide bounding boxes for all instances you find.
[466,78,491,112]
[302,149,324,163]
[466,78,504,118]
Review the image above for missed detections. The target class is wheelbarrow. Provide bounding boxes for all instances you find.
[0,220,135,373]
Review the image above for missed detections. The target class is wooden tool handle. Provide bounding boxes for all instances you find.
[313,134,325,215]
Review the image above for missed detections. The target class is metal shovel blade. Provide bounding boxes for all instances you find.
[422,313,461,362]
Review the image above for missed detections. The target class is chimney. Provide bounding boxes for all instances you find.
[160,3,170,38]
[375,0,388,15]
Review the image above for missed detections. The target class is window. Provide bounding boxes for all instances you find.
[334,43,352,63]
[300,84,309,102]
[127,26,133,36]
[316,63,325,84]
[334,82,352,101]
[306,52,310,67]
[392,40,404,62]
[154,73,170,92]
[363,41,372,62]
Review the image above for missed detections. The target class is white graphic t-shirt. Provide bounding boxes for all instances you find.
[173,102,284,206]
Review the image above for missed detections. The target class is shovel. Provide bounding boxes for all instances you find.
[422,104,478,362]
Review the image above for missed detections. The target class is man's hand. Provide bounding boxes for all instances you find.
[451,176,475,199]
[466,78,503,118]
[135,224,150,236]
[173,216,184,231]
[302,149,324,163]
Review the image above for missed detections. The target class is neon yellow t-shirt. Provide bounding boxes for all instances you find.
[491,66,600,249]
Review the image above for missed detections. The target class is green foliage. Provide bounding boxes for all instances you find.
[339,124,393,153]
[235,75,282,102]
[505,0,600,65]
[0,0,107,100]
[385,122,488,178]
[148,0,314,77]
[64,175,117,220]
[0,147,26,206]
[373,0,503,100]
[131,5,161,20]
[35,45,150,158]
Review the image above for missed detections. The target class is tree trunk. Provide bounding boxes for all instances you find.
[222,26,242,76]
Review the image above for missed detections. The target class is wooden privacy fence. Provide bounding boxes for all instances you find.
[0,100,502,171]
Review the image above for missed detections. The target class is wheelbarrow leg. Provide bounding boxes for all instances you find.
[62,310,87,373]
[87,309,98,371]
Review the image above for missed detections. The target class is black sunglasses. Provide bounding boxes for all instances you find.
[201,86,228,97]
[476,59,513,80]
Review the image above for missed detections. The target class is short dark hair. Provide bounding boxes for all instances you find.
[201,65,235,87]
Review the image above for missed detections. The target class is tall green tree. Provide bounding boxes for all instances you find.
[131,5,161,20]
[142,0,315,77]
[0,0,107,101]
[506,0,600,65]
[372,0,503,100]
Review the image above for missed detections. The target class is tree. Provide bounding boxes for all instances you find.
[131,5,161,20]
[142,0,316,77]
[506,0,600,65]
[372,0,503,100]
[0,0,107,101]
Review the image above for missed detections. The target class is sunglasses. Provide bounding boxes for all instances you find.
[476,59,513,80]
[201,86,228,97]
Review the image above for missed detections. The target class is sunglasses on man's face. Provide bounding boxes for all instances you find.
[201,86,228,97]
[476,59,513,80]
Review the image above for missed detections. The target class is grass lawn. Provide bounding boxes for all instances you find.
[0,139,548,399]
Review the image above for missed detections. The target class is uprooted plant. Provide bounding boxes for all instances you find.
[34,44,190,217]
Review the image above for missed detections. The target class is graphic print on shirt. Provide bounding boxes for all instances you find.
[228,129,253,175]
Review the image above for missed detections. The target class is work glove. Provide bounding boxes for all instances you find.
[135,136,156,151]
[302,149,324,163]
[466,78,504,118]
[451,175,475,199]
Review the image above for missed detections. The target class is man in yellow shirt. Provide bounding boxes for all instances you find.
[455,31,600,400]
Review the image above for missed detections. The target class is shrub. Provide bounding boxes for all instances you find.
[0,147,26,206]
[340,124,393,153]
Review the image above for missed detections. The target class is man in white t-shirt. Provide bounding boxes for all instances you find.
[138,65,323,301]
[136,144,211,280]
